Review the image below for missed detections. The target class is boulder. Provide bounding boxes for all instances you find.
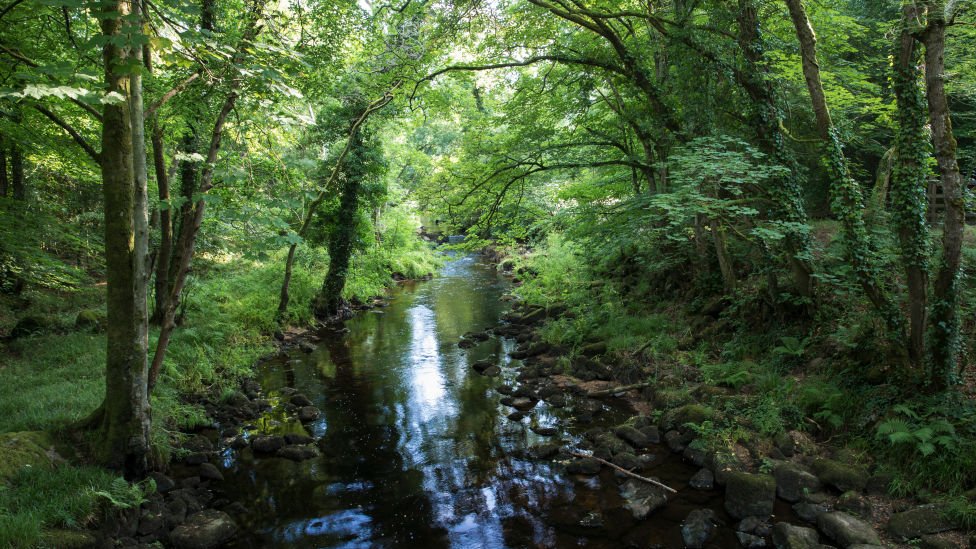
[149,472,176,494]
[298,406,321,422]
[835,491,872,518]
[681,509,718,548]
[169,510,237,549]
[614,425,652,449]
[724,472,776,519]
[661,404,716,432]
[481,366,501,377]
[737,531,767,548]
[774,462,822,503]
[284,433,314,445]
[277,445,319,461]
[251,435,285,454]
[289,394,313,407]
[771,522,820,549]
[817,512,881,547]
[619,479,669,520]
[811,459,867,493]
[509,397,538,412]
[197,463,224,482]
[528,443,560,460]
[689,468,714,490]
[566,457,601,475]
[793,502,829,524]
[887,504,959,540]
[530,425,558,436]
[74,309,106,331]
[611,451,640,471]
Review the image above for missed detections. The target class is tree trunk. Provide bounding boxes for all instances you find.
[11,141,24,200]
[314,131,366,318]
[276,90,396,321]
[0,136,8,197]
[784,0,902,336]
[93,0,151,479]
[737,0,814,300]
[151,124,172,324]
[711,219,736,293]
[921,0,965,388]
[890,0,930,369]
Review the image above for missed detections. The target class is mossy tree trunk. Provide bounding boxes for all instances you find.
[94,0,151,479]
[784,0,903,338]
[314,131,366,318]
[890,0,930,370]
[920,0,965,389]
[736,0,814,300]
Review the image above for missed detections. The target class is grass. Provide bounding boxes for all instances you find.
[511,228,976,499]
[0,203,441,547]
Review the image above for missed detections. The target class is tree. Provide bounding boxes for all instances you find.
[87,0,151,478]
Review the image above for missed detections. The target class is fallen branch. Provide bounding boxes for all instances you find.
[568,451,677,494]
[586,381,653,398]
[630,340,655,357]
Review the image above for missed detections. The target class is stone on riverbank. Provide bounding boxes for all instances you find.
[887,504,959,539]
[811,459,867,493]
[774,462,822,503]
[771,522,820,549]
[724,472,776,519]
[817,511,881,547]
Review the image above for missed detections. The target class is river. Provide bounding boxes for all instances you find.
[213,254,738,548]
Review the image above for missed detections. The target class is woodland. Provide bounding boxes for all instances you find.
[1,0,975,546]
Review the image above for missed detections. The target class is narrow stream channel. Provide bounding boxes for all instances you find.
[214,254,741,548]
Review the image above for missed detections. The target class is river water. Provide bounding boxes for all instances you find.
[216,254,737,548]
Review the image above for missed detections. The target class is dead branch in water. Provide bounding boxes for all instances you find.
[568,451,677,494]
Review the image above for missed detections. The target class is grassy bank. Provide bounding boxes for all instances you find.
[505,227,976,522]
[0,208,439,547]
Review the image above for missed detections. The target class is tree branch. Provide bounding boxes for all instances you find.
[146,72,201,117]
[33,105,100,164]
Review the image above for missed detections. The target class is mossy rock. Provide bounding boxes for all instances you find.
[0,431,60,481]
[662,404,717,432]
[723,472,776,519]
[811,458,867,493]
[9,315,53,339]
[887,504,958,539]
[74,309,106,331]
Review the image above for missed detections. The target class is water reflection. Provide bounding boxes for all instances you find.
[217,254,712,548]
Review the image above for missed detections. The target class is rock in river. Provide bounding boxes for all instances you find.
[169,509,237,549]
[681,509,717,548]
[619,479,669,520]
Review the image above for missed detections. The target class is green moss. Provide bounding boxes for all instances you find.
[0,431,58,481]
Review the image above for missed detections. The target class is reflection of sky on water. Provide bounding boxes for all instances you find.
[219,254,598,548]
[398,299,509,548]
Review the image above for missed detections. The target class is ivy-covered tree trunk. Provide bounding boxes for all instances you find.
[314,131,366,319]
[920,0,965,388]
[890,0,930,370]
[93,0,151,478]
[736,0,814,300]
[784,0,902,337]
[736,0,813,298]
